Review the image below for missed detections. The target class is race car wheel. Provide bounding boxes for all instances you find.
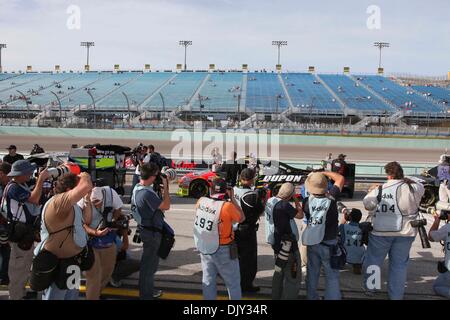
[190,180,209,198]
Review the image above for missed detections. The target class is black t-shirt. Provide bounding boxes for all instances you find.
[272,200,299,254]
[221,161,244,187]
[303,185,341,242]
[240,189,265,226]
[3,153,24,165]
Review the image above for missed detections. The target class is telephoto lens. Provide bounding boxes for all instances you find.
[275,238,292,272]
[410,219,431,249]
[133,229,142,244]
[161,167,177,182]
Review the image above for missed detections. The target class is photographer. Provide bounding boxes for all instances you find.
[78,186,124,300]
[33,172,93,300]
[194,178,245,300]
[0,162,12,285]
[144,145,164,170]
[131,144,148,193]
[428,208,450,298]
[1,160,49,300]
[221,151,245,187]
[233,168,265,293]
[265,182,303,300]
[131,162,170,300]
[331,154,347,176]
[301,171,344,300]
[362,161,424,300]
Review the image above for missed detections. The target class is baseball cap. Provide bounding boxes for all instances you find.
[305,172,328,195]
[6,145,17,150]
[277,182,295,200]
[90,187,104,202]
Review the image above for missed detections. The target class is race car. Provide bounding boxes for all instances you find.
[176,159,356,199]
[414,155,450,213]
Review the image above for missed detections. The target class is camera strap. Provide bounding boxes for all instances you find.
[376,185,382,203]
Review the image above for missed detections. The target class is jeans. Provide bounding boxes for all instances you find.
[272,250,301,300]
[42,283,79,300]
[306,241,341,300]
[131,174,140,196]
[362,234,415,300]
[200,245,242,300]
[139,229,161,300]
[433,271,450,299]
[0,244,10,281]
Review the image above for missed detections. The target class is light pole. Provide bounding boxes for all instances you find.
[0,43,6,73]
[179,40,192,71]
[17,90,30,126]
[80,42,95,68]
[50,91,62,126]
[86,89,96,128]
[276,94,282,128]
[159,92,166,128]
[374,42,390,69]
[122,92,131,128]
[272,41,288,66]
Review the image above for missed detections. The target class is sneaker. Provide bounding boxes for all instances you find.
[109,279,122,288]
[153,289,163,299]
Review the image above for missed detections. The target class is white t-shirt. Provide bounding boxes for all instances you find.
[363,179,425,237]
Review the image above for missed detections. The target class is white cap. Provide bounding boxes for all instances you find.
[90,187,104,202]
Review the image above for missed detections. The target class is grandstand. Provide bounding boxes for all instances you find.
[0,70,449,131]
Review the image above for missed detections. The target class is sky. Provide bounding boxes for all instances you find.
[0,0,449,76]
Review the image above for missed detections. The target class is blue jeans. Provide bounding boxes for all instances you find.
[200,246,242,300]
[42,283,79,300]
[131,174,140,195]
[306,241,341,300]
[433,271,450,299]
[362,234,415,300]
[139,229,161,300]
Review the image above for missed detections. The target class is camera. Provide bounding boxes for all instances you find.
[132,228,142,244]
[410,219,431,249]
[359,222,373,246]
[427,206,450,221]
[153,167,177,198]
[274,235,292,272]
[107,214,132,231]
[438,261,448,274]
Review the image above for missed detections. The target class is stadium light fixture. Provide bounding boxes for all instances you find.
[374,42,390,69]
[179,40,193,71]
[0,43,6,73]
[272,41,288,66]
[80,42,95,68]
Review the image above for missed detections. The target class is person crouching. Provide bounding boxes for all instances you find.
[79,186,124,300]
